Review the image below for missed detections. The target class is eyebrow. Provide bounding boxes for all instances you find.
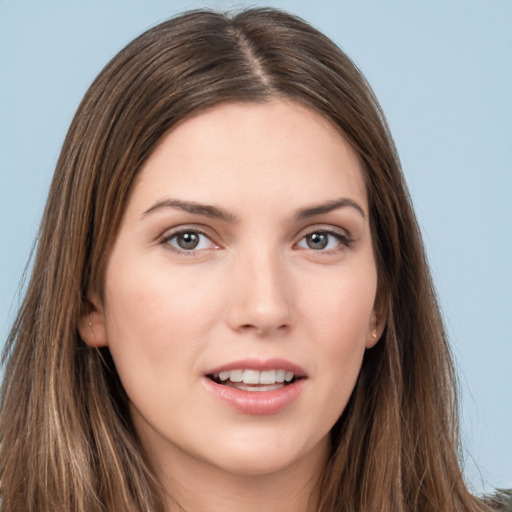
[296,198,367,221]
[142,199,237,222]
[142,196,366,223]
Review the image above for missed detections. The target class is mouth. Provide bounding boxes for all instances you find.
[207,369,302,392]
[203,361,307,414]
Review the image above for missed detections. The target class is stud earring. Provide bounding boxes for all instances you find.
[371,329,378,339]
[88,316,98,345]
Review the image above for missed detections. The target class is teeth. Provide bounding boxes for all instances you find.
[259,370,276,384]
[218,371,230,381]
[214,369,296,385]
[243,369,260,384]
[230,370,243,382]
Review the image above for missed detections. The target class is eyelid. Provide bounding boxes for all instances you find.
[158,225,220,254]
[294,225,353,252]
[158,222,216,240]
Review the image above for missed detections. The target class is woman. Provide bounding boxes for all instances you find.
[0,8,506,512]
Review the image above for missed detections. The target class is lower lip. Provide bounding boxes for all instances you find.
[203,378,306,415]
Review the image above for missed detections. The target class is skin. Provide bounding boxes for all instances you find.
[81,100,385,512]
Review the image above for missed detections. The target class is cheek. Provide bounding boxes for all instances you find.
[298,261,377,344]
[296,262,376,408]
[102,260,224,378]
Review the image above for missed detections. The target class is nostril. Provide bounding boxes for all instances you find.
[238,322,290,336]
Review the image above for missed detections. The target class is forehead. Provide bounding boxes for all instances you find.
[130,99,367,216]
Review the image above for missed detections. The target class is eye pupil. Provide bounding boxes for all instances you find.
[307,232,328,250]
[177,232,199,250]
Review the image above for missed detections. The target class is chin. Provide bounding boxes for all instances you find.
[212,454,302,478]
[203,429,329,478]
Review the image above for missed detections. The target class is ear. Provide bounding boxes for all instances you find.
[78,293,108,347]
[366,291,389,349]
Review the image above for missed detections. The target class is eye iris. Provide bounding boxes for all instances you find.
[307,232,328,250]
[177,232,199,250]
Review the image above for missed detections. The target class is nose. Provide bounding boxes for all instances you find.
[226,249,294,337]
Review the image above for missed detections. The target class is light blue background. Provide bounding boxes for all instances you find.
[1,0,510,495]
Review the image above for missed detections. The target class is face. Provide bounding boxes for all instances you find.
[83,100,384,482]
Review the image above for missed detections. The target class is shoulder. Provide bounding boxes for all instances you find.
[482,489,512,511]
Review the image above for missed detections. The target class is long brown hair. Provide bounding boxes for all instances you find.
[0,8,493,511]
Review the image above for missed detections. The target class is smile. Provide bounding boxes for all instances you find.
[204,360,306,414]
[209,369,297,391]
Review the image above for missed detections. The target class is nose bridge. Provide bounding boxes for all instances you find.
[228,238,293,335]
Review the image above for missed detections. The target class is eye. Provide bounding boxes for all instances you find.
[296,229,351,252]
[161,229,217,253]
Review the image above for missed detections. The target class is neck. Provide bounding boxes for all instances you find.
[151,439,328,512]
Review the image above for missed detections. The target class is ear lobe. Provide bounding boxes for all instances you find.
[78,294,108,347]
[366,292,389,349]
[366,323,382,348]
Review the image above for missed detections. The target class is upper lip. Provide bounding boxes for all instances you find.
[205,358,307,378]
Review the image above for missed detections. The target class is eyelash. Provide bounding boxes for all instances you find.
[159,228,218,256]
[295,228,353,254]
[159,227,352,256]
